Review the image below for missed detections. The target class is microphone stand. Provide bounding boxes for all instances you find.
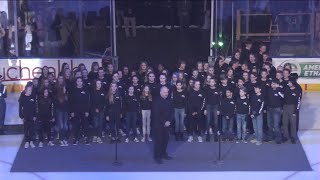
[213,114,223,165]
[112,119,123,166]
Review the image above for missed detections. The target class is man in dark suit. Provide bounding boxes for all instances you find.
[152,86,174,164]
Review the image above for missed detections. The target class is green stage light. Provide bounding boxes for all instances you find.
[219,33,222,38]
[218,41,224,47]
[211,41,216,46]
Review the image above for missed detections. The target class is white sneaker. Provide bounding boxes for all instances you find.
[48,141,54,146]
[92,136,97,143]
[24,142,29,149]
[147,136,152,142]
[97,137,103,144]
[30,141,35,148]
[63,140,69,146]
[250,139,257,144]
[187,136,193,142]
[141,137,145,142]
[60,140,66,147]
[209,128,213,135]
[125,138,129,143]
[134,138,139,142]
[119,129,126,137]
[256,141,262,146]
[39,142,43,148]
[198,136,203,143]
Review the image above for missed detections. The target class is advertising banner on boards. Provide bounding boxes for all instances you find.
[273,58,320,84]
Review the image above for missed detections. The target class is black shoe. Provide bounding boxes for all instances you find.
[179,133,184,141]
[206,136,210,142]
[282,138,289,143]
[154,158,163,164]
[73,140,78,146]
[163,155,173,160]
[276,140,281,144]
[0,130,5,135]
[291,138,296,144]
[175,134,179,141]
[214,136,218,142]
[85,139,90,145]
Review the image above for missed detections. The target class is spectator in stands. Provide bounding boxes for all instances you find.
[33,14,46,56]
[0,23,4,57]
[116,0,125,28]
[24,24,33,57]
[47,8,62,57]
[143,0,153,28]
[123,2,136,38]
[177,0,191,32]
[163,0,175,29]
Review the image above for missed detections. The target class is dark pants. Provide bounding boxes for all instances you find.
[126,112,137,138]
[24,119,35,142]
[72,112,89,141]
[267,107,282,141]
[55,109,69,141]
[110,111,121,138]
[282,105,297,140]
[206,105,219,136]
[0,99,5,129]
[38,120,52,142]
[153,127,169,159]
[222,116,234,139]
[93,111,104,137]
[188,112,204,136]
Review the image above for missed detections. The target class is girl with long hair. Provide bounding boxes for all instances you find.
[106,82,122,142]
[140,85,152,142]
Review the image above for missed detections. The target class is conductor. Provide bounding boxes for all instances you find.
[152,86,174,164]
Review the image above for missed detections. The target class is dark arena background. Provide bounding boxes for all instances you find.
[0,0,319,180]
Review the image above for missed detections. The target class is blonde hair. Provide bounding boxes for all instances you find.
[141,85,152,101]
[107,82,118,104]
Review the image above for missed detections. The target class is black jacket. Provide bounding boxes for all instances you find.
[152,96,174,129]
[124,94,139,112]
[220,97,235,117]
[140,95,152,110]
[19,93,37,119]
[172,89,187,109]
[250,94,264,116]
[284,87,301,113]
[236,97,250,114]
[107,93,122,115]
[188,89,206,113]
[204,86,221,106]
[37,96,54,119]
[91,89,106,111]
[70,87,90,113]
[266,87,284,108]
[145,82,158,97]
